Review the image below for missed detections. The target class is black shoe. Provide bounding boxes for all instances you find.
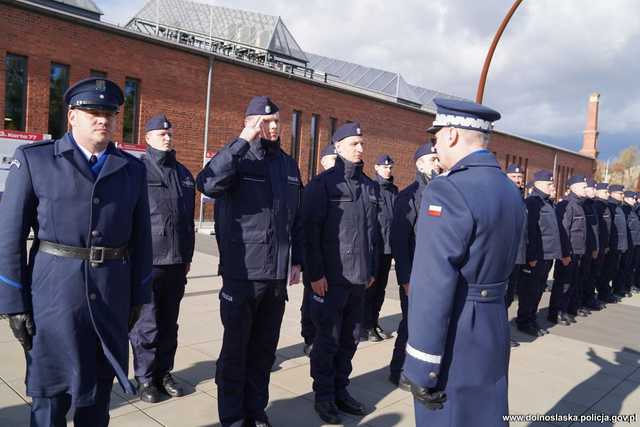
[558,313,571,326]
[546,315,558,325]
[626,292,633,298]
[517,324,541,337]
[605,296,618,303]
[567,314,577,323]
[335,394,366,416]
[253,420,272,427]
[577,308,589,317]
[303,343,313,357]
[587,302,603,311]
[510,338,520,347]
[139,382,162,403]
[367,328,383,342]
[533,323,549,335]
[314,401,342,424]
[398,374,412,392]
[161,373,184,397]
[375,324,393,340]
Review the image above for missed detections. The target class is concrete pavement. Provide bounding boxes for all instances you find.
[1,240,639,426]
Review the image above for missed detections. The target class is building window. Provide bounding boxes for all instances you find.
[290,110,301,161]
[329,117,337,144]
[309,114,320,178]
[524,158,529,181]
[4,54,28,131]
[90,70,107,78]
[122,78,140,144]
[48,63,70,139]
[505,154,510,168]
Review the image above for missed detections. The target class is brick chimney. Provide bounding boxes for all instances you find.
[580,92,600,158]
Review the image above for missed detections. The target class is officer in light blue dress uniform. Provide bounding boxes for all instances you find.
[404,98,525,427]
[0,78,152,426]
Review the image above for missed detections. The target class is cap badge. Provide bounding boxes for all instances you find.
[265,105,271,114]
[99,94,105,99]
[356,128,361,135]
[164,121,169,128]
[96,80,106,92]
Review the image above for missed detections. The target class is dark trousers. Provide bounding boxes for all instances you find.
[578,253,596,308]
[550,256,581,317]
[517,260,552,328]
[614,249,634,295]
[389,284,408,376]
[30,378,113,427]
[364,254,392,330]
[130,264,187,383]
[634,246,640,288]
[599,250,621,300]
[310,284,365,403]
[505,264,520,309]
[300,277,316,345]
[594,250,610,301]
[216,279,287,426]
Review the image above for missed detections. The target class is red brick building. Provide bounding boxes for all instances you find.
[1,0,597,212]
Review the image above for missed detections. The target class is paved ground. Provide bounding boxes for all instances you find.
[1,236,639,426]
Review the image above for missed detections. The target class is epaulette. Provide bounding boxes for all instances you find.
[117,147,145,165]
[21,139,54,150]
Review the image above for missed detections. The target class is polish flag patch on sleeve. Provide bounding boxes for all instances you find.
[427,205,443,217]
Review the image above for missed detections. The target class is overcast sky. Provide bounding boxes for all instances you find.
[98,0,640,160]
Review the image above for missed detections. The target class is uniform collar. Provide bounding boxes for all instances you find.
[375,173,394,187]
[335,155,362,180]
[415,170,431,187]
[448,149,500,173]
[531,187,551,200]
[57,132,107,160]
[146,145,176,166]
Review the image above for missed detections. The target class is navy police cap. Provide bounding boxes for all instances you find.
[585,177,596,188]
[145,114,172,132]
[414,141,437,160]
[332,122,362,144]
[245,96,279,117]
[427,98,501,134]
[64,78,124,112]
[595,182,609,190]
[376,154,394,166]
[624,191,636,198]
[567,175,587,187]
[609,184,625,192]
[533,170,553,182]
[506,164,523,174]
[320,144,337,158]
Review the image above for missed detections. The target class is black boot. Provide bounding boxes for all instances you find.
[139,382,162,403]
[161,373,184,397]
[367,328,383,342]
[335,393,366,416]
[314,401,342,424]
[375,324,393,340]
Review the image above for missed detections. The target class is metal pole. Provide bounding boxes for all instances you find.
[475,0,524,103]
[198,56,214,230]
[605,158,610,182]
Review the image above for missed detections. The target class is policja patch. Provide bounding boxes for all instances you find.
[9,159,21,169]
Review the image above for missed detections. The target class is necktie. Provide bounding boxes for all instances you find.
[89,155,97,166]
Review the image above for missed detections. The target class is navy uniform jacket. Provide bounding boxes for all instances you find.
[303,156,380,286]
[594,197,612,253]
[390,172,429,285]
[405,150,524,424]
[142,147,195,265]
[514,190,528,265]
[555,193,587,256]
[196,138,303,282]
[608,199,629,252]
[525,187,564,261]
[374,174,398,255]
[583,198,600,254]
[623,204,640,247]
[0,134,152,405]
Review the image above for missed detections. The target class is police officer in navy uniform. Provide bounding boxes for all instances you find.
[593,183,614,305]
[549,176,588,325]
[579,178,602,311]
[518,171,563,335]
[303,122,379,424]
[388,141,440,389]
[504,163,527,348]
[0,78,152,426]
[301,144,337,356]
[129,114,195,403]
[196,96,303,427]
[633,196,640,293]
[607,184,629,300]
[404,99,524,426]
[363,153,398,342]
[618,191,638,297]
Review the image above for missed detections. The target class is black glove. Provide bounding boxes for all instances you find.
[128,305,142,331]
[409,379,447,410]
[9,312,35,352]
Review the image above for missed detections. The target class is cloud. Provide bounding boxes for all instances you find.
[97,0,640,158]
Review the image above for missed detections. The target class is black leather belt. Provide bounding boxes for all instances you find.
[39,240,128,264]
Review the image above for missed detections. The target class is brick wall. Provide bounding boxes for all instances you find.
[0,2,596,218]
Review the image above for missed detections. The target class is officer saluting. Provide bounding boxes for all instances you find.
[404,99,524,426]
[196,96,303,427]
[388,141,440,389]
[300,144,338,356]
[363,153,398,342]
[303,122,379,424]
[0,78,152,426]
[129,115,195,403]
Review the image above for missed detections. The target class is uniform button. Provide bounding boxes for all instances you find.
[428,372,438,380]
[91,230,101,238]
[93,197,100,205]
[481,290,488,297]
[89,293,97,300]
